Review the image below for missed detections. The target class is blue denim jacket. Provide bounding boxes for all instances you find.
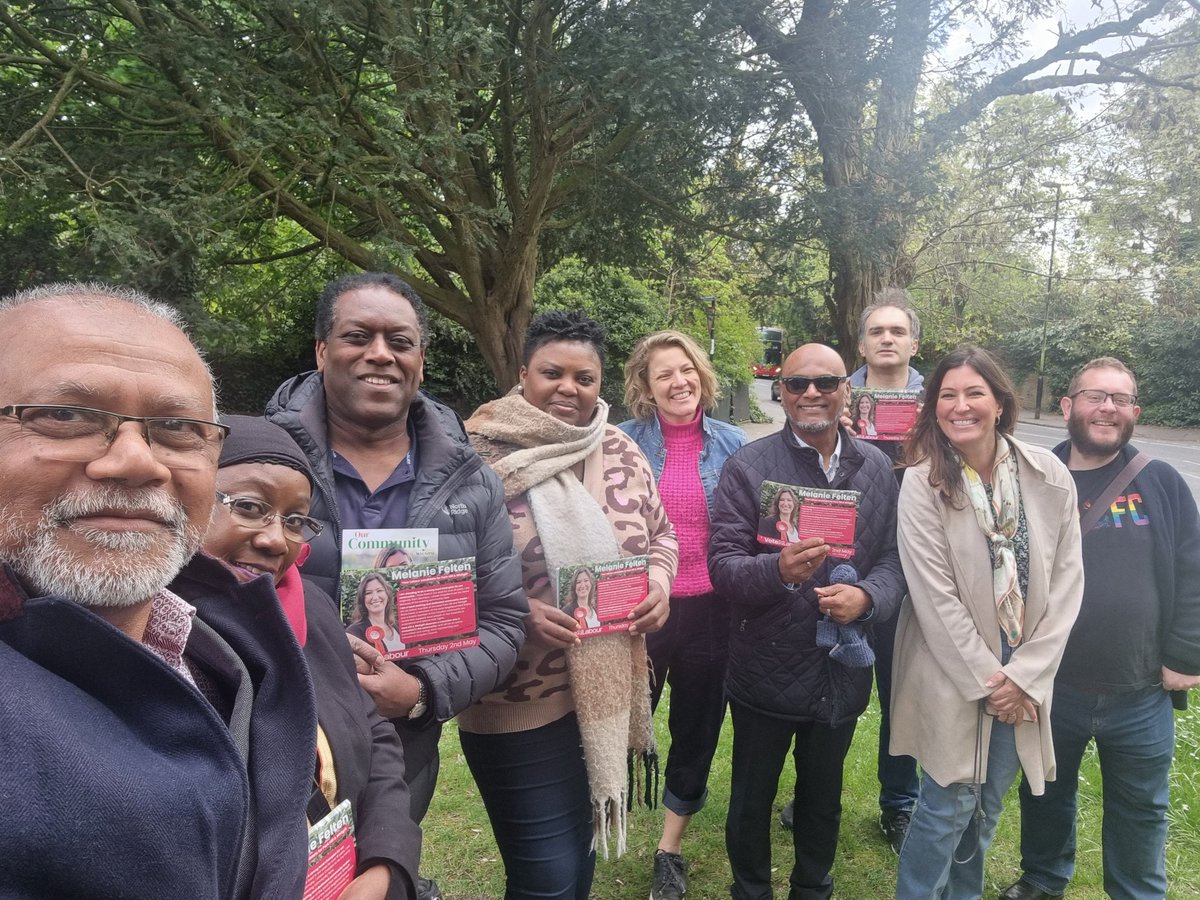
[618,413,747,515]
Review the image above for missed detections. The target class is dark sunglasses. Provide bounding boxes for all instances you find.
[779,375,848,395]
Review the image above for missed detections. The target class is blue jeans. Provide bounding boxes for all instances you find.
[459,713,595,900]
[1017,684,1173,899]
[896,721,1020,900]
[725,701,858,900]
[647,591,730,815]
[873,607,919,814]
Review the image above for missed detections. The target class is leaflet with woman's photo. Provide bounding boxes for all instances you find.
[849,388,920,441]
[303,799,356,900]
[756,480,859,559]
[555,556,650,638]
[339,557,479,661]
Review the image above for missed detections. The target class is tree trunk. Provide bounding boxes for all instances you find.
[828,244,888,366]
[465,281,535,390]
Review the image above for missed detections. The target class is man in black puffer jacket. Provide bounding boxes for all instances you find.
[709,344,905,900]
[265,273,527,900]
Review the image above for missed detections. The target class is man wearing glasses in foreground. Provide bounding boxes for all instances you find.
[709,343,906,900]
[1001,358,1200,900]
[0,284,315,898]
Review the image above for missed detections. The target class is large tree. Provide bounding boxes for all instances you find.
[0,0,764,384]
[727,0,1199,359]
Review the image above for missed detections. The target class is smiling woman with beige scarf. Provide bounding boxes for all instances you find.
[459,310,678,900]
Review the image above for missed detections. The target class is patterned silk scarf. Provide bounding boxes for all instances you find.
[961,438,1025,647]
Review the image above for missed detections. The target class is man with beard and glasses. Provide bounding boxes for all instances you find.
[0,284,316,899]
[709,343,905,900]
[1000,357,1200,900]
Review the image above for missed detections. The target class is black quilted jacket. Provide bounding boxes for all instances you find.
[709,426,905,724]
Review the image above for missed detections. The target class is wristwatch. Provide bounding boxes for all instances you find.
[407,678,428,720]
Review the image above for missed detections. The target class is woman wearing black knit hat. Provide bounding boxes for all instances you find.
[205,415,420,900]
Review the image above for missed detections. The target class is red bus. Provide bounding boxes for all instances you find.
[752,326,785,378]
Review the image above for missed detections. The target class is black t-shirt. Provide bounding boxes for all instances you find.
[1056,455,1161,692]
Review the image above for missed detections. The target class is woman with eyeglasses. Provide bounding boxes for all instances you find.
[890,347,1083,899]
[461,310,678,899]
[347,572,406,653]
[204,415,420,900]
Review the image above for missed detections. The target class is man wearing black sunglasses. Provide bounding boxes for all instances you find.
[710,343,906,900]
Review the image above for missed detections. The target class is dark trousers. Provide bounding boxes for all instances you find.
[460,712,595,900]
[726,701,858,900]
[872,610,919,814]
[647,591,730,815]
[395,720,442,822]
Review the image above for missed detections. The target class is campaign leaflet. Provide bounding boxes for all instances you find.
[849,388,920,441]
[340,528,438,568]
[555,556,650,638]
[339,528,478,660]
[304,799,356,900]
[756,480,859,559]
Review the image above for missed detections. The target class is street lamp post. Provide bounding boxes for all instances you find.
[702,294,717,358]
[1034,182,1063,420]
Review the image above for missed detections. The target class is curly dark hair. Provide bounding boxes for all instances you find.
[315,272,430,348]
[522,309,607,366]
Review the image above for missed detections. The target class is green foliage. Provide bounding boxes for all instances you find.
[421,315,502,421]
[534,258,667,414]
[997,285,1146,412]
[1129,316,1200,427]
[0,0,766,382]
[422,688,1200,898]
[1076,18,1200,315]
[682,298,760,390]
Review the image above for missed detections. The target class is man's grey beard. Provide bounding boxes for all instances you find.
[789,414,839,434]
[0,486,206,609]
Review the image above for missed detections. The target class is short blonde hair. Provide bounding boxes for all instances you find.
[623,330,720,421]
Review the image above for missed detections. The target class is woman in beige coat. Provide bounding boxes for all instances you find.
[891,346,1083,899]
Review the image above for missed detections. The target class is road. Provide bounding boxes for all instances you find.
[750,378,1200,502]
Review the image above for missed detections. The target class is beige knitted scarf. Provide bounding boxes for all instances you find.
[466,391,656,858]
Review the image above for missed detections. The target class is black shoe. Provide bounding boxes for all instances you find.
[779,800,794,829]
[998,879,1063,900]
[880,809,911,854]
[650,850,688,900]
[417,876,443,900]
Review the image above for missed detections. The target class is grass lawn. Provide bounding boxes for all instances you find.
[423,688,1200,899]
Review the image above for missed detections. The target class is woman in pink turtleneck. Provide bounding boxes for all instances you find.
[619,331,747,900]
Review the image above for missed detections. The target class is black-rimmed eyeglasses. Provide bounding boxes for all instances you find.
[1068,390,1137,408]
